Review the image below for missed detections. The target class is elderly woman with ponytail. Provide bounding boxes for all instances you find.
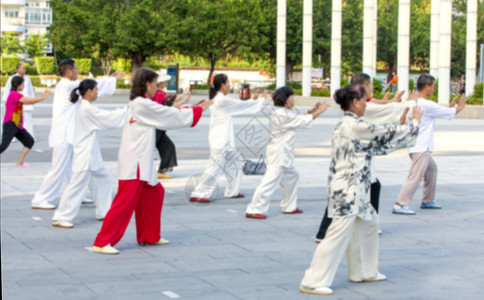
[0,76,50,166]
[245,86,328,219]
[299,84,423,295]
[51,79,127,229]
[189,73,268,202]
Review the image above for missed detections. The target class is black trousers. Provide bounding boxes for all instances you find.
[315,179,381,239]
[155,130,177,173]
[0,121,34,153]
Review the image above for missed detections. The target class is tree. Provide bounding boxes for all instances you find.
[0,33,24,56]
[180,0,271,83]
[24,34,48,58]
[112,0,181,74]
[49,0,116,75]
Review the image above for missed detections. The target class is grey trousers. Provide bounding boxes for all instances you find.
[396,151,437,206]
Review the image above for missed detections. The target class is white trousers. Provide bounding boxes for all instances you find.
[300,212,380,288]
[191,150,243,199]
[32,144,73,205]
[53,168,113,222]
[23,110,34,139]
[246,165,299,214]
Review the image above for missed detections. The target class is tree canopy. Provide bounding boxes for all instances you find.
[44,0,483,80]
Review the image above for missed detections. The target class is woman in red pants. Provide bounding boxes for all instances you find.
[92,68,212,254]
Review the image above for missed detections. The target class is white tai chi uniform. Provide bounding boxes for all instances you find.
[246,107,313,214]
[52,100,126,223]
[31,77,117,207]
[191,92,265,199]
[363,100,416,182]
[2,73,36,138]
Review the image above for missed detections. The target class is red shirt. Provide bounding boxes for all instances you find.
[3,90,24,129]
[151,89,167,105]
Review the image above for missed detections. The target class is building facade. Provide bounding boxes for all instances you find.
[1,0,52,54]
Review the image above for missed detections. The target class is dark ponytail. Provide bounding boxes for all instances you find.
[11,76,25,91]
[70,79,97,103]
[334,84,366,111]
[209,73,228,100]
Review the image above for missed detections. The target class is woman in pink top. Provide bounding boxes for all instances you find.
[0,76,50,166]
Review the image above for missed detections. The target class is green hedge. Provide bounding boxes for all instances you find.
[1,56,21,75]
[193,83,209,90]
[116,79,131,89]
[1,75,8,87]
[25,62,39,75]
[1,75,59,87]
[74,58,92,75]
[467,82,483,105]
[112,58,132,74]
[34,57,56,74]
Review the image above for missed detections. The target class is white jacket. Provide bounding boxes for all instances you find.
[407,98,456,153]
[49,77,117,147]
[117,96,202,185]
[72,100,126,173]
[266,107,313,168]
[208,92,265,151]
[2,73,35,111]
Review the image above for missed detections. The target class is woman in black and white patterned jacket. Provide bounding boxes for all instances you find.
[299,84,423,296]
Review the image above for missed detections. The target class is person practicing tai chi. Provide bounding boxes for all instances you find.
[300,84,422,295]
[151,73,191,179]
[245,86,328,219]
[315,73,417,241]
[0,76,50,165]
[51,79,126,228]
[2,63,37,139]
[393,74,467,215]
[190,73,268,203]
[31,59,124,210]
[92,68,212,254]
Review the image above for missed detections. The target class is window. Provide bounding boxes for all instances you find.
[46,1,50,8]
[26,8,42,25]
[42,8,51,24]
[4,7,20,18]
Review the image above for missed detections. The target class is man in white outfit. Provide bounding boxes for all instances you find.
[393,74,467,214]
[31,59,124,210]
[2,64,36,138]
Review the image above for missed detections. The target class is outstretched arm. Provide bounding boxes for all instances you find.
[20,90,51,104]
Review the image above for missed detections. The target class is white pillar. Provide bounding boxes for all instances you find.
[430,0,440,78]
[330,0,342,97]
[302,0,313,97]
[466,0,477,97]
[397,0,410,98]
[373,0,378,79]
[438,0,452,104]
[276,0,287,88]
[362,0,374,77]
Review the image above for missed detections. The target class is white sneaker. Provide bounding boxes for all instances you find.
[363,272,387,282]
[52,220,74,228]
[32,203,56,210]
[300,285,333,295]
[92,245,119,254]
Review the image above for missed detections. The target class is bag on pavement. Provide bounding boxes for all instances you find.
[243,155,267,175]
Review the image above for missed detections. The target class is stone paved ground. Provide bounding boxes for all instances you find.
[1,93,483,299]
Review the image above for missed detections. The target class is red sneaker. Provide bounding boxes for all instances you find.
[189,197,210,203]
[283,208,303,214]
[230,193,245,198]
[245,213,267,219]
